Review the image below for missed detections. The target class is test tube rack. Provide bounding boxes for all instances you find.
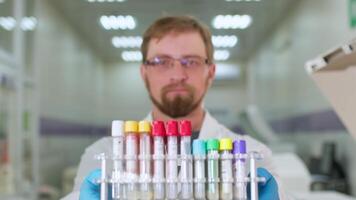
[95,150,265,200]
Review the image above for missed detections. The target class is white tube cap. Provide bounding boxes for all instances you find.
[111,120,124,136]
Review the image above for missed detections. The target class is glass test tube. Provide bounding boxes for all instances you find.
[138,121,152,200]
[233,140,247,200]
[250,152,259,200]
[166,121,179,199]
[207,139,220,200]
[111,120,125,200]
[100,153,107,200]
[192,139,206,200]
[179,120,193,200]
[220,138,233,200]
[124,121,139,199]
[152,121,166,200]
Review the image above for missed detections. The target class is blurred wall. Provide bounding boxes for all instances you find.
[33,0,107,191]
[35,4,105,124]
[247,0,356,195]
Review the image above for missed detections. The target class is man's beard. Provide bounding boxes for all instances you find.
[144,77,205,118]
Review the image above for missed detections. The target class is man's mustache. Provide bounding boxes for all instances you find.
[161,83,194,94]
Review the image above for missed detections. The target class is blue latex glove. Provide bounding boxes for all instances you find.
[248,168,280,200]
[79,169,101,200]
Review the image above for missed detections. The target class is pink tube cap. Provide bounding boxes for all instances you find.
[152,120,166,136]
[166,120,179,136]
[179,120,192,136]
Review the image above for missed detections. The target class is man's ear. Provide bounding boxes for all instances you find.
[140,64,146,80]
[207,63,216,86]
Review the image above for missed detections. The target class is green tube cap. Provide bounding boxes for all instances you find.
[206,139,219,151]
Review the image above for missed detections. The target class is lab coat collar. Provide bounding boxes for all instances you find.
[199,110,228,139]
[143,112,153,121]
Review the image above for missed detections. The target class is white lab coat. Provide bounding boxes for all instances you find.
[61,111,289,200]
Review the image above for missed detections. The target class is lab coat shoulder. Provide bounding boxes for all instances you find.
[200,112,273,171]
[200,111,272,156]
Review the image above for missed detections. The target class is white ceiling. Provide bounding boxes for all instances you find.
[49,0,297,64]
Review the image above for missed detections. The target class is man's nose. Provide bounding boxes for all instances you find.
[169,60,188,82]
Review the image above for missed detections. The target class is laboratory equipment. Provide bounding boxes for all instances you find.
[233,140,247,200]
[111,120,125,199]
[138,121,152,199]
[165,120,179,199]
[179,120,193,199]
[306,39,356,140]
[124,121,139,199]
[95,119,267,200]
[207,139,220,200]
[152,121,166,199]
[192,139,206,200]
[220,138,233,200]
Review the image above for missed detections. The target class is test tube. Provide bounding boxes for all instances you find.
[220,138,233,200]
[233,140,247,200]
[138,121,152,200]
[206,139,220,200]
[250,151,259,200]
[152,121,166,199]
[100,153,107,200]
[111,120,125,200]
[179,120,193,200]
[165,120,179,199]
[124,121,139,199]
[192,139,206,200]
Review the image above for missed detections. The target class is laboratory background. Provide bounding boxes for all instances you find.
[1,0,356,199]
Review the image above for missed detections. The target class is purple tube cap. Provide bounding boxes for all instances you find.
[233,140,246,154]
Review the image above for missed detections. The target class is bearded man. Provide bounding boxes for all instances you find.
[62,16,285,200]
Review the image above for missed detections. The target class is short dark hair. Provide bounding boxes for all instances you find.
[141,16,214,63]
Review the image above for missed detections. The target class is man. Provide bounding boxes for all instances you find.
[62,16,284,200]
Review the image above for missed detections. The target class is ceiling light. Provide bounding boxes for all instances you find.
[212,35,238,48]
[112,36,142,48]
[214,50,230,61]
[20,17,37,31]
[215,63,240,80]
[225,0,260,2]
[121,50,142,62]
[100,15,136,30]
[0,16,37,31]
[212,15,252,29]
[0,17,16,31]
[87,0,125,2]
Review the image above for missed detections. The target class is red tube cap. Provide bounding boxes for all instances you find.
[179,120,192,136]
[152,120,166,136]
[166,120,179,136]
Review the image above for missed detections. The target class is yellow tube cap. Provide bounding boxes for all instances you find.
[138,121,151,133]
[124,121,138,132]
[219,138,233,151]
